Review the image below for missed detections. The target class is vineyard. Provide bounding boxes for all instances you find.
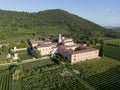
[0,56,120,90]
[0,73,12,90]
[84,66,120,90]
[73,57,120,78]
[22,59,55,74]
[22,67,88,90]
[20,56,120,90]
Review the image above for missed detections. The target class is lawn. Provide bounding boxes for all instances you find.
[0,64,9,71]
[94,45,120,61]
[104,45,120,60]
[105,39,120,46]
[22,59,55,73]
[18,50,33,60]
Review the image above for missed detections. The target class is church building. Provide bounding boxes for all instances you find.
[28,34,99,64]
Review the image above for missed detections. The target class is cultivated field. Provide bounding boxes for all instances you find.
[73,57,120,78]
[0,73,12,90]
[20,56,120,90]
[22,67,88,90]
[84,66,120,90]
[105,39,120,46]
[0,66,12,90]
[104,45,120,60]
[22,59,55,74]
[18,50,33,60]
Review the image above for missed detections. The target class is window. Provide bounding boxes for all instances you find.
[74,59,76,61]
[74,55,76,57]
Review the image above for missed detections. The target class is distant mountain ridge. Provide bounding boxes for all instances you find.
[105,26,120,29]
[0,9,119,42]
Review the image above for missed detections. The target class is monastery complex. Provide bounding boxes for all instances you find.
[28,34,99,64]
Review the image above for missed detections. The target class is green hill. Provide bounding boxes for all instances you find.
[0,9,119,43]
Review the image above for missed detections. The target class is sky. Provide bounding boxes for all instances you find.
[0,0,120,26]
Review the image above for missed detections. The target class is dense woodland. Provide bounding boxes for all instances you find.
[0,9,120,43]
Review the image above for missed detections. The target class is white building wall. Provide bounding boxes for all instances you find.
[37,47,52,55]
[32,43,38,47]
[71,50,99,64]
[51,47,58,54]
[64,42,74,46]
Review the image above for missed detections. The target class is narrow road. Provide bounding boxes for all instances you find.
[0,62,17,66]
[0,56,50,66]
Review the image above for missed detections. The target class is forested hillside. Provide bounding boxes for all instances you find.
[0,9,120,43]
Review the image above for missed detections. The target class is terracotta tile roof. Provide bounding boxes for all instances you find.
[64,44,79,48]
[58,46,73,55]
[29,39,98,56]
[29,39,43,44]
[59,46,98,55]
[73,48,98,54]
[29,39,53,45]
[37,43,57,48]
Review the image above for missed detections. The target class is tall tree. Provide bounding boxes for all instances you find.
[34,50,41,59]
[99,39,104,57]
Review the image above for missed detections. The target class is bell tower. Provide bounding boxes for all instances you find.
[58,34,62,43]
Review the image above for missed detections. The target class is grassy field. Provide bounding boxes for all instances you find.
[18,50,33,60]
[0,65,9,71]
[104,45,120,60]
[94,44,120,61]
[73,56,120,78]
[22,59,55,73]
[105,39,120,46]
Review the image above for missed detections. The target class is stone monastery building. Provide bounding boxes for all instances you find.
[28,34,99,64]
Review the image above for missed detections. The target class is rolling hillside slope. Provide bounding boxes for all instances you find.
[0,9,119,42]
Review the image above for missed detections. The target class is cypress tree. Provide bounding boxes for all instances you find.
[99,39,104,57]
